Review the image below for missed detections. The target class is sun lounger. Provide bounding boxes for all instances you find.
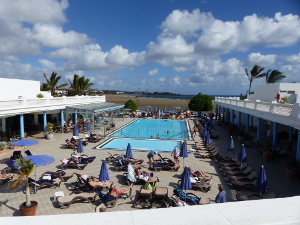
[43,170,74,182]
[10,151,22,160]
[223,166,253,176]
[4,159,22,174]
[152,186,169,208]
[60,158,88,170]
[124,165,159,187]
[236,191,277,201]
[105,152,122,163]
[0,173,14,185]
[29,177,61,194]
[230,179,257,190]
[25,150,32,156]
[134,186,153,208]
[178,179,211,193]
[221,163,248,172]
[227,171,258,182]
[56,191,96,209]
[150,162,180,172]
[173,186,210,205]
[96,185,132,208]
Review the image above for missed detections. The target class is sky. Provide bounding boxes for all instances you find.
[0,0,300,95]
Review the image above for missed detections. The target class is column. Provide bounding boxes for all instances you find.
[19,114,25,139]
[231,109,235,125]
[60,109,64,133]
[43,111,47,136]
[222,107,225,121]
[272,122,278,151]
[238,112,241,128]
[288,126,293,151]
[226,108,230,123]
[245,114,250,134]
[296,130,300,164]
[74,109,78,124]
[257,117,261,147]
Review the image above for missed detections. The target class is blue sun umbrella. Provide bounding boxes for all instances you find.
[180,166,192,202]
[23,155,55,167]
[77,139,84,154]
[204,131,211,145]
[202,125,207,138]
[237,144,247,170]
[73,125,79,136]
[255,165,269,198]
[125,142,133,159]
[180,142,188,169]
[23,154,55,192]
[227,136,234,158]
[9,139,39,153]
[99,159,110,182]
[86,121,91,131]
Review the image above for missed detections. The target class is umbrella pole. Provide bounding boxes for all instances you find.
[35,165,37,194]
[260,191,262,199]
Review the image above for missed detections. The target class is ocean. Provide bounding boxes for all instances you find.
[139,94,239,100]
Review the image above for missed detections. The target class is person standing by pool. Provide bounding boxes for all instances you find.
[171,146,180,164]
[147,150,157,165]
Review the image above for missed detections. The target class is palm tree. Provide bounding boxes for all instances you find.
[68,74,94,96]
[245,65,266,95]
[42,72,68,96]
[266,70,286,83]
[10,159,35,207]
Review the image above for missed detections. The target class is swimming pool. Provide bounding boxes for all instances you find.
[110,119,190,140]
[97,138,182,152]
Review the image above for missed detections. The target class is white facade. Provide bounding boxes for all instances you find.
[249,83,300,104]
[0,78,43,100]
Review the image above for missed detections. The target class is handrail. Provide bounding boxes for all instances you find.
[215,97,300,120]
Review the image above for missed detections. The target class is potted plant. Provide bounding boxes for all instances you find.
[10,158,38,216]
[286,157,298,180]
[46,122,54,140]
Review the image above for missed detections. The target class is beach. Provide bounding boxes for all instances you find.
[105,94,194,110]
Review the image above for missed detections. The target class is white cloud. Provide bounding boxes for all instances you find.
[282,53,300,65]
[161,9,214,38]
[38,59,57,70]
[0,0,68,24]
[173,66,188,72]
[245,53,277,67]
[148,68,158,76]
[32,24,90,48]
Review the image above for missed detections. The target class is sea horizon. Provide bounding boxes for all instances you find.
[139,94,239,100]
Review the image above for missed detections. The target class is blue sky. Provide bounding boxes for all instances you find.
[0,0,300,95]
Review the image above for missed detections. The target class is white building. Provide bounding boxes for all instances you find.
[215,83,300,164]
[0,78,123,140]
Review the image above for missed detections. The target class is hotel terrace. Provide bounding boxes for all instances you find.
[0,78,299,225]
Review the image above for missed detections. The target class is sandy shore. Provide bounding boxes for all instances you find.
[105,94,190,110]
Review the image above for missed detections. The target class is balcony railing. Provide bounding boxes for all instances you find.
[215,97,300,120]
[0,95,106,111]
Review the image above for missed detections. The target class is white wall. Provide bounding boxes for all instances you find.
[0,78,41,100]
[249,83,300,103]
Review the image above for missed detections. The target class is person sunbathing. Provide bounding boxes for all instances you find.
[188,167,212,180]
[109,184,133,198]
[134,168,151,181]
[0,172,13,179]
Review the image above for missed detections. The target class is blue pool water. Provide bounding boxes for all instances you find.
[111,119,189,140]
[98,138,182,152]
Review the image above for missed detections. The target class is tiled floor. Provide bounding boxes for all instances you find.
[0,118,299,217]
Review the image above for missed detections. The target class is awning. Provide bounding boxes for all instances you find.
[68,102,124,113]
